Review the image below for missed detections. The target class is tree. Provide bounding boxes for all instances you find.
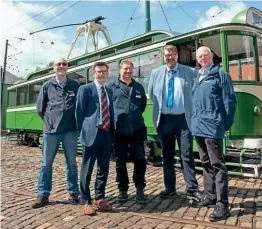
[35,66,41,71]
[46,61,54,67]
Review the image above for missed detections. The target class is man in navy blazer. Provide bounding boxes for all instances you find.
[148,45,201,201]
[76,62,114,215]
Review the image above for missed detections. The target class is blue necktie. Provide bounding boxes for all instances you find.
[167,69,176,109]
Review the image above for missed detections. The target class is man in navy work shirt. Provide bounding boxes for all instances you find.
[148,45,201,201]
[191,46,236,222]
[32,57,80,208]
[110,60,147,204]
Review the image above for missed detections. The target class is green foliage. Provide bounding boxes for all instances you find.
[46,61,54,68]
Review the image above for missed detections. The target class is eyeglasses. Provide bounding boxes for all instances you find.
[164,53,177,58]
[56,62,67,66]
[95,70,108,74]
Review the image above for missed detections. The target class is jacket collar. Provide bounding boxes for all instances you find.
[50,75,73,87]
[113,77,136,87]
[166,63,179,72]
[196,64,219,82]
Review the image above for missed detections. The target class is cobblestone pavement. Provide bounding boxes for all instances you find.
[1,139,262,229]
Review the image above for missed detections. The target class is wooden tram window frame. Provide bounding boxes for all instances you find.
[223,31,260,83]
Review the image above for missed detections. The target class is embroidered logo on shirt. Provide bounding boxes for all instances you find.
[136,94,141,98]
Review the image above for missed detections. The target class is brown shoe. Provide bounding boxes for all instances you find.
[68,193,79,203]
[93,200,112,211]
[82,204,96,215]
[32,196,49,209]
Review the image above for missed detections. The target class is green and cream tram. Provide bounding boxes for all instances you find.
[6,7,262,177]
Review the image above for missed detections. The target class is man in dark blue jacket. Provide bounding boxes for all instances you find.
[32,57,80,208]
[191,46,237,222]
[109,60,147,204]
[76,62,114,215]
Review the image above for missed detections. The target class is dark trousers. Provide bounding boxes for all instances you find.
[195,137,228,206]
[80,130,112,205]
[115,128,146,192]
[157,113,198,193]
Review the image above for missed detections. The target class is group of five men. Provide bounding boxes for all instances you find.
[32,45,236,222]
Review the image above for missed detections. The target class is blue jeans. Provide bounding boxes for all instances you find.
[38,131,79,197]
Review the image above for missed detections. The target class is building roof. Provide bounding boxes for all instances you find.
[4,71,19,85]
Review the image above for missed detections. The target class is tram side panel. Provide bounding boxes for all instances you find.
[230,91,262,139]
[6,108,43,144]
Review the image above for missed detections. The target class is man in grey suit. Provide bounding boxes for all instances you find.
[148,45,201,200]
[76,62,114,215]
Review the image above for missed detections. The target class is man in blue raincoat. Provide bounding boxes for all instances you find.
[191,46,236,222]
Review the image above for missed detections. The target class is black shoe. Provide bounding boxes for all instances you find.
[209,205,230,222]
[136,187,146,204]
[159,190,176,198]
[118,191,128,203]
[187,191,202,201]
[68,193,79,203]
[32,196,49,209]
[191,195,216,208]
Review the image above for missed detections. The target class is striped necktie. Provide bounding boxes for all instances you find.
[99,86,110,131]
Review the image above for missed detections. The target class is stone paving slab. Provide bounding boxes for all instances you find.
[1,139,262,229]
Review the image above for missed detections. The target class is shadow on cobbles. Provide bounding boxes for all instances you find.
[103,192,193,214]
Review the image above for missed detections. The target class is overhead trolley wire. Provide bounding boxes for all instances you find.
[7,1,82,74]
[4,0,76,55]
[112,1,199,33]
[159,1,172,31]
[123,0,141,40]
[173,1,197,24]
[31,0,82,34]
[3,1,68,33]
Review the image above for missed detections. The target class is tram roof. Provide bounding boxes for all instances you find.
[231,7,262,28]
[12,19,262,86]
[25,30,180,81]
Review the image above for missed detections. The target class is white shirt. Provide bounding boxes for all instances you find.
[94,80,110,125]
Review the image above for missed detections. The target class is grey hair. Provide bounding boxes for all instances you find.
[196,46,212,59]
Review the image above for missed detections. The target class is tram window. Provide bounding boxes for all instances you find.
[198,35,222,67]
[177,42,198,67]
[107,62,118,84]
[17,86,28,106]
[68,69,87,85]
[227,35,256,81]
[8,89,16,107]
[29,81,43,104]
[258,36,262,81]
[88,62,118,83]
[126,51,162,92]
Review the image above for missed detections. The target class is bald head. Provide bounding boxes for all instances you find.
[53,57,68,78]
[196,46,213,69]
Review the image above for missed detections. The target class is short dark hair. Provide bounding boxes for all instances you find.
[92,62,109,71]
[120,59,134,68]
[164,45,178,53]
